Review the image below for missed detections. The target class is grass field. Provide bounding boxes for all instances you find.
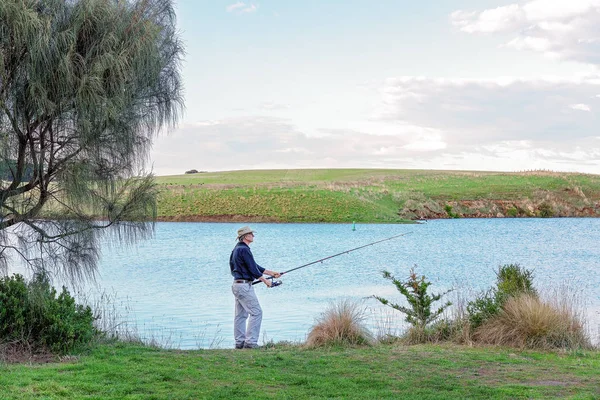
[155,169,600,222]
[1,342,598,399]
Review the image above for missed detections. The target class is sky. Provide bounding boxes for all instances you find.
[150,0,600,176]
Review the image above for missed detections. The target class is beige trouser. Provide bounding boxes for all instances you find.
[232,282,263,347]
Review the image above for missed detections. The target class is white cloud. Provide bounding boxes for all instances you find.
[149,83,600,175]
[402,132,447,151]
[150,117,458,174]
[451,0,600,65]
[260,102,290,111]
[570,103,592,111]
[275,147,313,154]
[523,0,600,21]
[242,4,258,13]
[481,140,533,152]
[451,5,525,33]
[226,2,245,12]
[150,76,600,175]
[226,2,257,14]
[374,76,600,146]
[505,36,552,52]
[358,75,600,174]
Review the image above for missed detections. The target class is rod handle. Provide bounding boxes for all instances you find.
[251,272,285,285]
[251,275,282,286]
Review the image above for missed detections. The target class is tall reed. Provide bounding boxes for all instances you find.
[475,292,591,349]
[306,299,374,347]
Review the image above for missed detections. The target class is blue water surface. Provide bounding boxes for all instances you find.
[80,219,600,348]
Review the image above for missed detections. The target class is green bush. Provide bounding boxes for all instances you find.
[374,268,452,331]
[537,202,554,218]
[0,274,29,340]
[444,205,460,218]
[467,264,536,329]
[496,264,537,298]
[506,207,518,217]
[466,289,503,329]
[0,274,98,354]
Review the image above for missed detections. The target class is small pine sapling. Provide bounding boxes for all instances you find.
[374,268,452,329]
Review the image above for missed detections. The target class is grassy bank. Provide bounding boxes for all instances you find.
[1,342,599,399]
[155,169,600,222]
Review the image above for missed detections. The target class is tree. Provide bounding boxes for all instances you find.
[0,0,183,282]
[374,268,452,330]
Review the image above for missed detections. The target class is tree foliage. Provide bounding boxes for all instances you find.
[374,268,452,329]
[0,0,183,281]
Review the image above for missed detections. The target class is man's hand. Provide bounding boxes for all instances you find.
[259,276,273,287]
[263,278,272,287]
[264,270,282,279]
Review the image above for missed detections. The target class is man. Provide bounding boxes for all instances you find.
[230,226,281,349]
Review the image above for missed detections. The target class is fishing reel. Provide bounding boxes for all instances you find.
[267,276,283,288]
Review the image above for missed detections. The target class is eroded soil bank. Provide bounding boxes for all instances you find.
[398,197,600,220]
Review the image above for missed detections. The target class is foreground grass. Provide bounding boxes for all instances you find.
[155,169,600,222]
[1,342,599,399]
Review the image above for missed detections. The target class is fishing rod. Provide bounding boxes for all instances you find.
[253,231,412,287]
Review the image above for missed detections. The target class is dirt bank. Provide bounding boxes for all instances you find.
[399,198,600,220]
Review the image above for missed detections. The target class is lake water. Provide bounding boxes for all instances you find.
[43,219,600,348]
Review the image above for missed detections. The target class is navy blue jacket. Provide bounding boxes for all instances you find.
[230,242,265,280]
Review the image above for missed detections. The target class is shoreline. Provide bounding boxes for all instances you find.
[154,214,599,223]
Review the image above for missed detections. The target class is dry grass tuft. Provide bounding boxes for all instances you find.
[474,293,591,349]
[306,299,374,348]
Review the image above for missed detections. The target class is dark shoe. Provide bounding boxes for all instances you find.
[243,343,259,349]
[235,343,244,349]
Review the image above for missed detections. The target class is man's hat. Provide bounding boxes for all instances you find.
[237,226,255,240]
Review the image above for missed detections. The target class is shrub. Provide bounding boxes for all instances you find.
[467,264,536,329]
[466,289,503,329]
[496,264,537,298]
[444,205,460,218]
[537,202,554,218]
[474,293,591,349]
[374,268,452,338]
[306,299,373,347]
[506,207,518,217]
[0,274,98,354]
[0,274,29,341]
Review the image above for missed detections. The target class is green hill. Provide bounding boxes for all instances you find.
[155,169,600,222]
